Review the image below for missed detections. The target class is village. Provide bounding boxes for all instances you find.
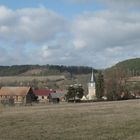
[0,70,96,105]
[0,69,140,106]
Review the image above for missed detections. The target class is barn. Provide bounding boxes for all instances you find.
[0,87,37,104]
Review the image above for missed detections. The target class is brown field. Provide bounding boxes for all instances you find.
[0,75,65,83]
[0,74,90,90]
[0,100,140,140]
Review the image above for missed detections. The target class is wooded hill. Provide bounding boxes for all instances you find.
[0,65,96,76]
[0,58,140,91]
[1,58,140,76]
[106,58,140,76]
[103,58,140,100]
[0,65,96,90]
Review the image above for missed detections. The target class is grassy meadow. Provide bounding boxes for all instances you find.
[0,100,140,140]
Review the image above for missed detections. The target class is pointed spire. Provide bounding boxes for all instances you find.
[91,69,95,83]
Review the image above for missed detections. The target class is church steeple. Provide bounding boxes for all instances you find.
[87,69,96,100]
[90,69,95,83]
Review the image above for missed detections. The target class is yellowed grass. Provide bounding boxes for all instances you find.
[0,100,140,140]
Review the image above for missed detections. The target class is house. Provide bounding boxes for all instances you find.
[55,90,66,101]
[0,87,37,104]
[49,91,66,103]
[33,89,56,103]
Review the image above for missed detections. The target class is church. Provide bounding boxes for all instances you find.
[82,70,97,100]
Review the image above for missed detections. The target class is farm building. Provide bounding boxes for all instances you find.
[33,89,56,103]
[49,91,66,103]
[0,87,37,104]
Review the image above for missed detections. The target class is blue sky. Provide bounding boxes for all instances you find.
[0,0,105,18]
[0,0,140,68]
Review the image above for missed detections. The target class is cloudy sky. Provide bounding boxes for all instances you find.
[0,0,140,68]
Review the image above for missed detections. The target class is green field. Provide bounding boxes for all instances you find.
[0,100,140,140]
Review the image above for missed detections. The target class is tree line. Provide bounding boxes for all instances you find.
[0,65,95,76]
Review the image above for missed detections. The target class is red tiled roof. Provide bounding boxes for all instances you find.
[33,89,56,96]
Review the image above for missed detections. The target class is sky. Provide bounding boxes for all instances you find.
[0,0,140,68]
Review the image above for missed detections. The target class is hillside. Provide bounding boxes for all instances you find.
[107,58,140,75]
[0,58,140,90]
[1,58,140,90]
[0,65,94,76]
[103,58,140,100]
[0,65,95,91]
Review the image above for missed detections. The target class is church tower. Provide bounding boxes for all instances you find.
[87,70,96,100]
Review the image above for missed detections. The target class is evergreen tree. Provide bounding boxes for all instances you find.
[76,85,84,99]
[66,86,76,101]
[66,85,84,101]
[96,71,104,99]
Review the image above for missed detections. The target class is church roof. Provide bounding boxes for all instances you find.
[90,70,95,83]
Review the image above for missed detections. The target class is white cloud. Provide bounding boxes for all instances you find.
[65,0,140,7]
[0,6,67,43]
[73,39,87,49]
[100,0,140,8]
[0,5,68,65]
[0,3,140,68]
[70,10,140,68]
[72,11,140,48]
[41,45,52,58]
[0,6,13,20]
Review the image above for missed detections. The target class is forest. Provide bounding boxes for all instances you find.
[0,65,96,76]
